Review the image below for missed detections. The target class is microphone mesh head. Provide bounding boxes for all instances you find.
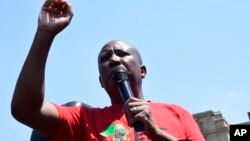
[112,67,128,83]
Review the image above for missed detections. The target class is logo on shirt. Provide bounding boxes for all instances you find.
[100,124,130,141]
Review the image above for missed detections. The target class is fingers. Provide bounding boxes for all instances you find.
[123,97,151,127]
[128,105,151,127]
[38,0,73,35]
[42,0,73,16]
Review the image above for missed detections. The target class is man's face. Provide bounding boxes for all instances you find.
[98,41,144,99]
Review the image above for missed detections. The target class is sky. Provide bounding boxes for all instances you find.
[1,0,250,140]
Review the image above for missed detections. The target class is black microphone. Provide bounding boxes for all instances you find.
[112,67,145,132]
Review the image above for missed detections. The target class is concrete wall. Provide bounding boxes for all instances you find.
[193,110,230,141]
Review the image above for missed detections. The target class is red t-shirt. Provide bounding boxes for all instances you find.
[51,102,205,141]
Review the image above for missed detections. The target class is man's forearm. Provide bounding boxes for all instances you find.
[11,29,55,120]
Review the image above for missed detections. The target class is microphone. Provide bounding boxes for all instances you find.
[112,67,145,132]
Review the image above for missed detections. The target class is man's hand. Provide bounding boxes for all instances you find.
[123,97,178,140]
[38,0,73,36]
[123,97,158,136]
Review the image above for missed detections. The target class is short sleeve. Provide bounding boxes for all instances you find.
[180,107,205,141]
[49,104,84,141]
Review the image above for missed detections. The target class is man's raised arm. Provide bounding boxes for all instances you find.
[11,0,73,138]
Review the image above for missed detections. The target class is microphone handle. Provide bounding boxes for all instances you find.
[118,81,145,132]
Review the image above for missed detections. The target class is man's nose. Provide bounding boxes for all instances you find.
[109,54,121,67]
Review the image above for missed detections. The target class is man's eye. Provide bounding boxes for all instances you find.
[100,55,109,62]
[116,51,129,57]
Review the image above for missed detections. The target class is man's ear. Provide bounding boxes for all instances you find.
[99,76,104,88]
[140,65,147,79]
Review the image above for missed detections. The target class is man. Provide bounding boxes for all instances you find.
[11,0,205,140]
